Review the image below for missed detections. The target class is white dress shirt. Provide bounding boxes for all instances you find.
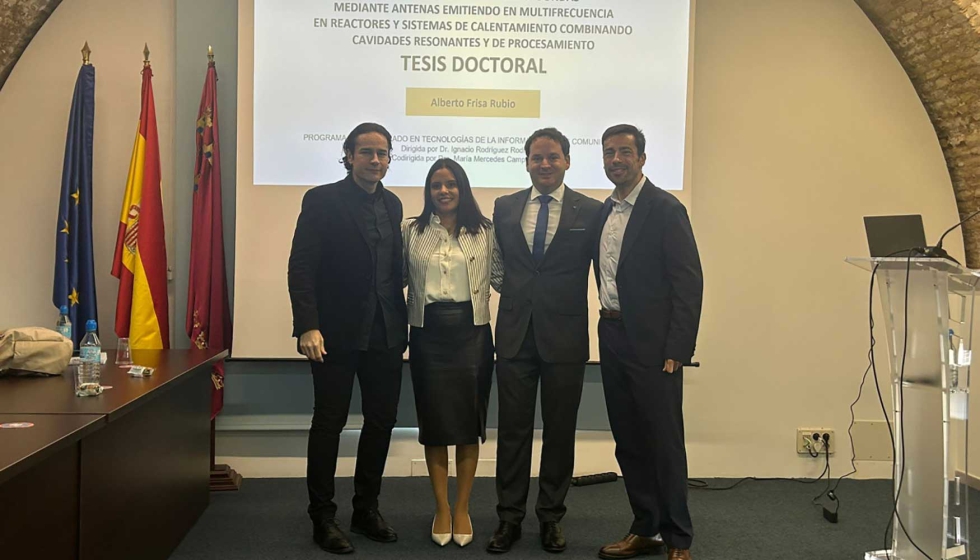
[599,176,645,311]
[424,215,472,305]
[402,216,496,327]
[521,183,565,255]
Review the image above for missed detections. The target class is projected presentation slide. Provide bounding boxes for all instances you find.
[254,0,690,189]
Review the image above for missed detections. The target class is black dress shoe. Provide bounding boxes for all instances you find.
[313,519,354,554]
[487,521,522,553]
[350,509,398,543]
[540,521,566,553]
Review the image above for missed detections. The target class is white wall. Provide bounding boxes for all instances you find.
[0,0,176,347]
[687,0,960,478]
[0,0,969,481]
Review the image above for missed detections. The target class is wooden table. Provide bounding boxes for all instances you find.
[0,348,227,560]
[0,413,105,560]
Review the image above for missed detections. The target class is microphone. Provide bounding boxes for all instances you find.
[921,207,980,264]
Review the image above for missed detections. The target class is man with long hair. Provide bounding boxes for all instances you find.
[288,122,408,554]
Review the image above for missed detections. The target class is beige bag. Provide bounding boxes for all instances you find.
[0,327,73,376]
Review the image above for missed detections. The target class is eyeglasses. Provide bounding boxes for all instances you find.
[355,148,390,160]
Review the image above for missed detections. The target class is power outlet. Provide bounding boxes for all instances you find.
[796,428,835,455]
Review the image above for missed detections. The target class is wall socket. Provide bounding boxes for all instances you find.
[796,428,835,455]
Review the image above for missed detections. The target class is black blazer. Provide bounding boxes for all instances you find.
[493,186,603,363]
[287,176,407,353]
[594,179,703,366]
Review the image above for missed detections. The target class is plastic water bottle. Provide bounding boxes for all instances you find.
[56,306,72,345]
[78,320,102,395]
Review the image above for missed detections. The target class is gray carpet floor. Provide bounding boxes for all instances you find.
[169,477,970,560]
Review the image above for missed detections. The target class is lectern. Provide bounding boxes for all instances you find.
[847,257,975,560]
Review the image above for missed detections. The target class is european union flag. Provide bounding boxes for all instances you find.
[53,63,97,347]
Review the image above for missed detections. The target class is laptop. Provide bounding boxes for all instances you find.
[863,215,927,257]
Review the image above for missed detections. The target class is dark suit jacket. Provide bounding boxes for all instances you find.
[594,179,703,366]
[287,176,407,353]
[493,186,603,363]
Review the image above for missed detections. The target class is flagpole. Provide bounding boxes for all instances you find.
[112,42,170,348]
[55,41,98,348]
[195,43,242,492]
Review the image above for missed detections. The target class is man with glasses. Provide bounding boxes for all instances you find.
[288,122,408,554]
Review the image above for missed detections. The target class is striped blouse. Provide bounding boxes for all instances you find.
[402,216,502,328]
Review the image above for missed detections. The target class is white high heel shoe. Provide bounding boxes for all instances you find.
[453,514,473,547]
[431,516,452,547]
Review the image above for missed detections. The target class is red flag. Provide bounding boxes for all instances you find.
[187,57,231,418]
[113,63,169,349]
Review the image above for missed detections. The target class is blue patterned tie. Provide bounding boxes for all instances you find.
[532,194,553,263]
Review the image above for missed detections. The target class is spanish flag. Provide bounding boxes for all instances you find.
[112,62,169,349]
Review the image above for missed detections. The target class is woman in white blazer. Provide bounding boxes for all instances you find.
[402,158,498,548]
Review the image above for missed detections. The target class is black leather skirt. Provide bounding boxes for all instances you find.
[409,302,493,446]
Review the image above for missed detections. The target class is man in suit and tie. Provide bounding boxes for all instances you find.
[288,122,408,554]
[594,124,703,560]
[488,127,603,554]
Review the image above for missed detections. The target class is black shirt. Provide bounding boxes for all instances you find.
[349,181,405,351]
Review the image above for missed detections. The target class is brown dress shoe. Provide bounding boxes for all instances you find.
[598,534,666,559]
[668,549,691,560]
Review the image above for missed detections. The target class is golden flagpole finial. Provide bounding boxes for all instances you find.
[208,45,214,63]
[81,42,91,65]
[143,43,151,66]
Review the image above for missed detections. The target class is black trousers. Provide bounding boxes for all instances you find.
[598,318,693,549]
[306,345,403,522]
[495,320,585,525]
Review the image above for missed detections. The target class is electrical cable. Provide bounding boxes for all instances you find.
[868,252,936,560]
[689,441,830,492]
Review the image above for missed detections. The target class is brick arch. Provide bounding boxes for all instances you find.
[854,1,980,265]
[0,0,63,91]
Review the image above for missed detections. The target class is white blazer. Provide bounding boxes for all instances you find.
[402,217,501,328]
